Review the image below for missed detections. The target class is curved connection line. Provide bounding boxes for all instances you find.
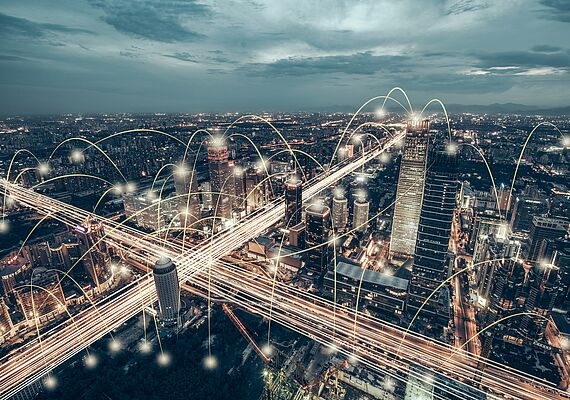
[226,133,275,195]
[396,257,515,357]
[91,128,187,148]
[329,90,412,167]
[459,143,502,220]
[420,98,452,142]
[506,122,564,212]
[14,282,78,376]
[47,137,127,183]
[93,186,121,214]
[266,149,325,172]
[220,114,305,181]
[30,173,114,191]
[446,312,548,363]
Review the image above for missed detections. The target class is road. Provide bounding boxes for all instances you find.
[0,134,568,399]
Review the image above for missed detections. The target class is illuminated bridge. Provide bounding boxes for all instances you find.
[0,132,567,400]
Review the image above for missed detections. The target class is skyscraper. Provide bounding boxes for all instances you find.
[331,190,348,230]
[285,177,302,227]
[407,150,458,322]
[510,196,548,232]
[527,216,568,263]
[305,204,331,274]
[152,257,180,327]
[173,162,201,227]
[75,217,111,288]
[208,141,232,222]
[245,167,268,211]
[353,197,370,233]
[520,264,560,339]
[390,119,430,258]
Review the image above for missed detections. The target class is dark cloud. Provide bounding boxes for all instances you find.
[476,50,570,68]
[531,44,562,53]
[246,52,409,77]
[0,12,91,39]
[539,0,570,23]
[163,52,199,63]
[444,0,489,15]
[88,0,209,42]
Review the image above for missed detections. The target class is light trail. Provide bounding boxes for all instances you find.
[0,132,567,399]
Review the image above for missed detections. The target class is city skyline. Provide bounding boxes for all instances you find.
[1,1,569,400]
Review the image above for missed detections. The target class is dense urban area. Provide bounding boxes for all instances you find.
[0,111,569,400]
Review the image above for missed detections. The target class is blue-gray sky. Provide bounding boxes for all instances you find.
[1,0,569,114]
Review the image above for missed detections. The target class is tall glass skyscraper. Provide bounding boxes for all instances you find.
[390,120,430,259]
[152,257,180,327]
[173,161,201,227]
[207,142,232,222]
[305,203,331,274]
[332,191,348,230]
[285,177,302,226]
[407,150,458,322]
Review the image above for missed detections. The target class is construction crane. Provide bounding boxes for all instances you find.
[222,303,271,364]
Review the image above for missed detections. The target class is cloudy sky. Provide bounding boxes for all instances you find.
[1,0,569,114]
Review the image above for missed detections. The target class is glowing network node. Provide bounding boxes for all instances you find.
[43,375,57,390]
[112,184,123,195]
[139,340,152,354]
[108,339,122,353]
[203,355,218,370]
[379,152,390,164]
[71,149,84,163]
[383,376,396,392]
[157,352,171,367]
[0,219,9,233]
[37,162,50,175]
[446,141,458,155]
[84,353,98,369]
[562,135,570,148]
[125,182,137,193]
[375,107,386,119]
[261,343,273,357]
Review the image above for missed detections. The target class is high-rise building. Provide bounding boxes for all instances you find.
[288,222,305,248]
[122,191,164,230]
[15,268,66,321]
[407,150,458,322]
[173,162,201,227]
[245,167,268,212]
[510,196,548,232]
[390,119,430,258]
[352,198,370,233]
[475,234,522,307]
[527,216,568,263]
[542,237,570,306]
[285,177,302,226]
[305,204,331,274]
[520,264,560,339]
[208,141,232,221]
[331,191,348,230]
[0,298,13,336]
[152,257,180,327]
[75,217,111,288]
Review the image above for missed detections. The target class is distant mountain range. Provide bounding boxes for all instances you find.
[444,103,570,115]
[309,103,570,115]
